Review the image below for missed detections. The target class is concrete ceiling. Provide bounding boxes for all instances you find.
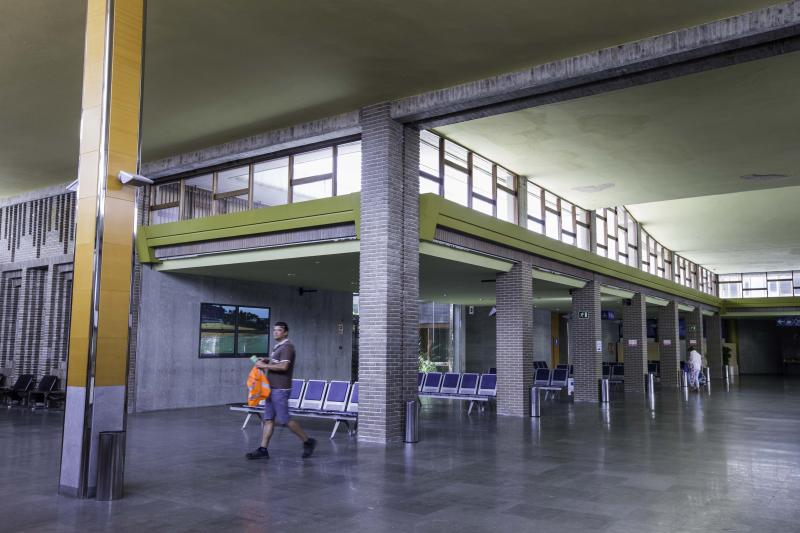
[437,52,800,273]
[0,0,781,197]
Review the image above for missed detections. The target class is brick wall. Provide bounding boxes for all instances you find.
[658,301,681,387]
[357,103,419,443]
[622,293,647,394]
[495,261,533,416]
[0,189,76,387]
[570,281,602,402]
[706,313,723,378]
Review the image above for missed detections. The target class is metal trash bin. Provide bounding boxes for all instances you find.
[598,378,610,403]
[96,431,125,501]
[404,400,419,443]
[681,371,688,388]
[530,386,541,417]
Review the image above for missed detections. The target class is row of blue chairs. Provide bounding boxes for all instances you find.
[417,372,497,414]
[232,379,359,439]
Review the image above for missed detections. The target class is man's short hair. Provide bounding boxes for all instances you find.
[275,321,289,333]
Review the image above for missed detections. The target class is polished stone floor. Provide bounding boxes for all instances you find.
[2,376,799,532]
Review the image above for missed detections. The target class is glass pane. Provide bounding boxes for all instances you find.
[237,306,270,332]
[767,271,792,280]
[237,334,270,355]
[577,225,590,250]
[595,217,606,245]
[201,304,237,330]
[294,147,333,180]
[151,182,180,206]
[608,238,617,261]
[217,166,249,194]
[627,218,638,245]
[473,196,493,216]
[216,194,248,215]
[719,283,742,298]
[183,174,213,220]
[253,158,289,207]
[527,219,544,234]
[420,177,440,195]
[618,228,628,251]
[150,207,179,225]
[200,332,235,356]
[561,204,574,233]
[496,189,515,223]
[472,155,493,199]
[496,167,516,191]
[794,272,800,287]
[628,247,638,267]
[444,165,469,206]
[444,140,468,167]
[562,233,575,246]
[596,246,607,258]
[744,289,767,298]
[719,274,742,282]
[293,179,333,203]
[606,209,616,233]
[420,139,440,177]
[576,207,589,225]
[545,210,559,240]
[768,280,793,297]
[742,273,767,290]
[545,191,558,211]
[336,141,361,195]
[527,183,542,219]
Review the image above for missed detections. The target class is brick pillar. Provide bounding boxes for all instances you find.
[570,281,601,402]
[495,261,533,416]
[685,307,704,353]
[657,301,680,387]
[622,293,647,394]
[358,103,419,443]
[706,313,723,378]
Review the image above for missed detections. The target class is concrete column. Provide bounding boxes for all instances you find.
[684,307,704,352]
[706,313,723,378]
[495,261,533,416]
[570,281,602,402]
[357,103,419,443]
[657,301,680,387]
[60,0,144,498]
[622,294,647,394]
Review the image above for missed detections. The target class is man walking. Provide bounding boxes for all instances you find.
[688,345,703,391]
[246,321,317,459]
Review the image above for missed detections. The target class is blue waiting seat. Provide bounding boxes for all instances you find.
[299,380,327,410]
[478,374,497,397]
[422,372,443,393]
[458,373,479,395]
[439,373,461,394]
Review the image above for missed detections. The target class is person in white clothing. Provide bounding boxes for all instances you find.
[688,345,703,391]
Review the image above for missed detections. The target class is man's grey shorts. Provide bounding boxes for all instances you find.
[262,388,291,425]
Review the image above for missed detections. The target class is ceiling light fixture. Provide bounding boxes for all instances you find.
[572,182,615,193]
[740,173,791,181]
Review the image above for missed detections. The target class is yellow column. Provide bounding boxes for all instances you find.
[60,0,144,498]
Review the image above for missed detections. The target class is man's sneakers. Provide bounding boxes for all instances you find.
[246,447,270,460]
[302,438,317,458]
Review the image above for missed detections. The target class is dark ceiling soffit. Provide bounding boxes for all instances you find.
[392,2,800,128]
[141,111,361,179]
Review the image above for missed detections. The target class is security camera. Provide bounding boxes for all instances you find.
[118,171,154,186]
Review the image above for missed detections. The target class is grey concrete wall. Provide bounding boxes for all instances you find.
[135,268,353,412]
[533,309,550,363]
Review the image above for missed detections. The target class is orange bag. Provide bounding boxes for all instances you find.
[247,366,271,406]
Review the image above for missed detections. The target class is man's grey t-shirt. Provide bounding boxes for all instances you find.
[268,340,295,389]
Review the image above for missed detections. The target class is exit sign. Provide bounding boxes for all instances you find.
[578,311,589,319]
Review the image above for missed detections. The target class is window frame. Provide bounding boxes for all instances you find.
[198,302,271,359]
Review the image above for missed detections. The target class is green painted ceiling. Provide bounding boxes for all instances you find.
[0,0,781,197]
[437,52,800,273]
